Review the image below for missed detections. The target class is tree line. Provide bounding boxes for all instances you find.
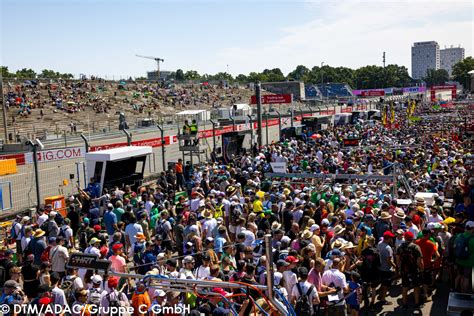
[1,66,74,80]
[2,57,473,89]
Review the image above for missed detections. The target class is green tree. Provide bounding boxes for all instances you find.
[235,74,248,82]
[452,57,474,90]
[423,69,449,86]
[15,68,37,79]
[175,69,185,81]
[1,66,14,78]
[287,65,310,81]
[184,70,201,81]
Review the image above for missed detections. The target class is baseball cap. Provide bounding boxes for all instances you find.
[277,259,290,267]
[166,259,177,267]
[183,256,195,264]
[404,231,415,241]
[345,219,353,226]
[112,243,123,252]
[298,267,309,277]
[321,218,330,225]
[285,256,299,263]
[383,231,395,239]
[48,237,57,243]
[93,225,101,231]
[309,224,320,232]
[465,221,474,229]
[91,275,102,284]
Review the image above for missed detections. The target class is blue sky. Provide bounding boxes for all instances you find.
[1,0,472,78]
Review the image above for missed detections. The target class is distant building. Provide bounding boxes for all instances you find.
[440,46,465,76]
[147,70,173,81]
[411,41,440,80]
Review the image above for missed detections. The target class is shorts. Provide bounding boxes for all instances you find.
[421,270,432,285]
[348,304,360,312]
[401,272,421,288]
[378,270,394,287]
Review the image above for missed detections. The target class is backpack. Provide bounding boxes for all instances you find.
[41,246,52,263]
[61,276,77,305]
[399,243,418,274]
[294,283,314,316]
[361,248,380,271]
[10,222,21,240]
[454,234,474,260]
[88,287,102,305]
[40,220,50,237]
[156,220,168,240]
[106,290,130,315]
[59,226,68,239]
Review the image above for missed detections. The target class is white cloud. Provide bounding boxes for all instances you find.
[215,0,473,76]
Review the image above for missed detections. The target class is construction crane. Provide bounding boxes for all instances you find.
[136,54,164,81]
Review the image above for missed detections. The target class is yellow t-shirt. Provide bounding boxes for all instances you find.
[253,200,263,213]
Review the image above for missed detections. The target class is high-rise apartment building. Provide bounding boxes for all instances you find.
[440,46,465,76]
[411,41,440,80]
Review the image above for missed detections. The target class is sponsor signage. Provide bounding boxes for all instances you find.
[341,107,353,113]
[250,94,293,104]
[0,153,26,166]
[360,90,385,97]
[270,162,287,173]
[25,146,85,164]
[66,253,111,271]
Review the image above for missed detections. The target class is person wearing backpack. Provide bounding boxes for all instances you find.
[290,267,319,316]
[396,231,423,308]
[88,275,106,311]
[100,276,130,316]
[415,228,440,303]
[454,220,474,293]
[321,258,349,316]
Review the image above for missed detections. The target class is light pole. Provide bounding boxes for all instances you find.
[320,62,325,104]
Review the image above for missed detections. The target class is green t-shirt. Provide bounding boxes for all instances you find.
[455,232,474,267]
[113,207,125,222]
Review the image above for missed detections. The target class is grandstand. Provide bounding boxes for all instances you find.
[316,83,354,99]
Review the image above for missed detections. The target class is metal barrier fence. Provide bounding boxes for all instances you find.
[0,100,392,215]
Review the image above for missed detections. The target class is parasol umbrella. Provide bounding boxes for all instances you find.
[311,133,322,139]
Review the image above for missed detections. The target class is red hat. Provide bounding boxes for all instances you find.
[383,231,395,239]
[404,231,414,241]
[367,199,375,206]
[285,256,299,263]
[93,225,101,232]
[108,276,119,288]
[112,243,123,252]
[100,246,108,257]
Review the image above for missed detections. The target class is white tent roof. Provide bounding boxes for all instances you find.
[177,110,207,115]
[85,146,152,162]
[233,103,251,110]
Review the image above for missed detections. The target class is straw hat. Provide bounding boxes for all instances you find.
[301,230,312,240]
[342,242,356,250]
[415,197,425,205]
[331,239,344,249]
[379,211,392,220]
[271,221,282,230]
[33,229,46,238]
[333,225,346,235]
[394,209,406,219]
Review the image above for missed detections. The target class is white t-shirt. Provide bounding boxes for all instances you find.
[125,223,144,245]
[21,236,31,252]
[61,225,73,247]
[202,218,218,239]
[195,266,210,280]
[242,229,255,247]
[37,214,48,226]
[52,286,67,306]
[291,280,319,303]
[322,268,347,305]
[283,270,298,294]
[190,198,201,212]
[50,245,69,273]
[408,225,419,237]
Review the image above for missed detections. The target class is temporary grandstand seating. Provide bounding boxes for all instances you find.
[316,83,353,98]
